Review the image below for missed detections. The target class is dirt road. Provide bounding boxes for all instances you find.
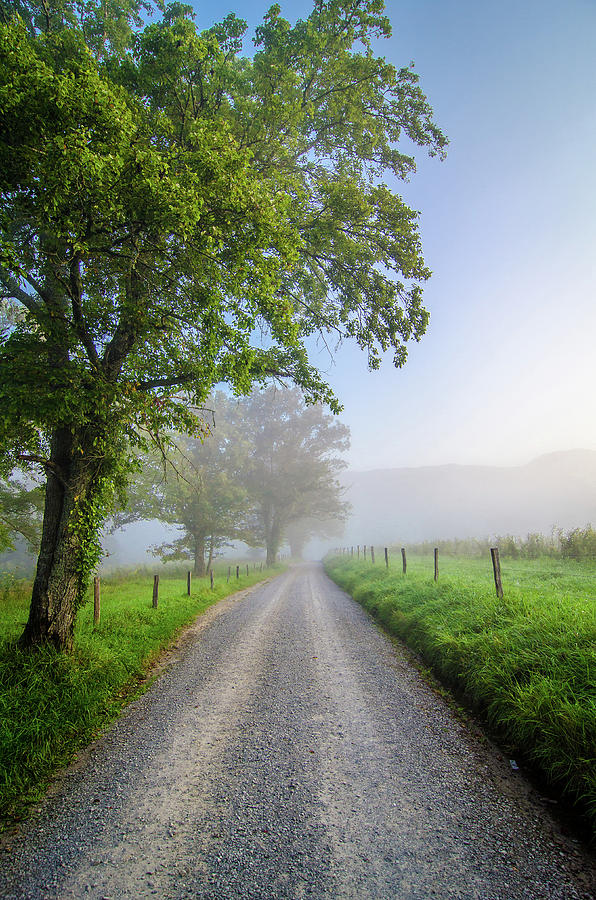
[0,564,593,899]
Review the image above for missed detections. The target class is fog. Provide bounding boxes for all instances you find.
[337,449,596,550]
[99,449,596,567]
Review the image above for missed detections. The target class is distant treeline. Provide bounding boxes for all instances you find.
[391,524,596,560]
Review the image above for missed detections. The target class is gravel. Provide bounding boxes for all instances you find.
[0,564,594,899]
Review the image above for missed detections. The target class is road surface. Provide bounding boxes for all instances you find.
[0,564,593,899]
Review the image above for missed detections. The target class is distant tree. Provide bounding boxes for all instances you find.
[126,396,250,576]
[236,388,350,566]
[285,516,345,559]
[0,0,445,648]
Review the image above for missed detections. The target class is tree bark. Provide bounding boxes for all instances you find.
[20,427,100,651]
[265,516,282,567]
[193,533,206,576]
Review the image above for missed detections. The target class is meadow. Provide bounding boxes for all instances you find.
[324,552,596,836]
[0,563,272,825]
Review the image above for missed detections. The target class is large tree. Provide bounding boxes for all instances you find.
[0,0,446,648]
[235,387,350,566]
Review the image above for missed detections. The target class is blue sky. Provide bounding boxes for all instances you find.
[193,0,596,470]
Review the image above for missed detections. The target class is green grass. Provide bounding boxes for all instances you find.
[325,552,596,836]
[0,563,274,825]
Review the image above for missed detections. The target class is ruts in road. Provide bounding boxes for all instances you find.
[1,564,594,900]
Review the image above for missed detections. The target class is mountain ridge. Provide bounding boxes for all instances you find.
[340,449,596,544]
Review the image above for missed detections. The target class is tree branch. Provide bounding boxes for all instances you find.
[17,454,67,487]
[0,270,43,317]
[69,252,101,369]
[137,372,198,391]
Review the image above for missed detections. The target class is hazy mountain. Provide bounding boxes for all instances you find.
[340,450,596,546]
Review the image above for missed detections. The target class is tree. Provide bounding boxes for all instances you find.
[235,388,350,566]
[126,395,251,576]
[285,516,344,560]
[0,0,446,648]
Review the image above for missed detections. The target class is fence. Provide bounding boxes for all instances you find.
[91,559,271,622]
[332,544,505,598]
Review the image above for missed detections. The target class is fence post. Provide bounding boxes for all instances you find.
[384,547,389,568]
[363,545,367,559]
[490,547,504,598]
[93,576,100,626]
[246,564,249,577]
[371,546,375,564]
[434,548,439,582]
[401,548,407,574]
[357,545,360,558]
[152,574,159,608]
[187,571,191,596]
[236,565,240,579]
[210,570,214,590]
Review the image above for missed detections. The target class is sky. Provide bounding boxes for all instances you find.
[192,0,596,471]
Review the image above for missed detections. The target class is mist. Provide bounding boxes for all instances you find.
[338,449,596,550]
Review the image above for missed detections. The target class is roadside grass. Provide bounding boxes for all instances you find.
[0,564,274,826]
[324,553,596,836]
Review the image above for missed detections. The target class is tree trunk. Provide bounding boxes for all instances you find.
[193,533,206,576]
[20,427,101,651]
[265,517,282,567]
[289,537,305,559]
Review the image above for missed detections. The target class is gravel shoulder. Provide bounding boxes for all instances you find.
[0,564,594,899]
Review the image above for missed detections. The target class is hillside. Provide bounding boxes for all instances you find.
[340,449,596,545]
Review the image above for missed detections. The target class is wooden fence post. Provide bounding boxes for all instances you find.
[246,564,249,577]
[363,545,367,559]
[236,565,240,579]
[384,547,389,568]
[152,574,159,608]
[187,571,191,596]
[357,545,360,558]
[93,576,100,626]
[371,546,375,564]
[490,547,504,598]
[210,570,214,590]
[434,548,439,582]
[401,547,407,574]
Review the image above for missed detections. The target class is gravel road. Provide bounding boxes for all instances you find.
[1,564,594,899]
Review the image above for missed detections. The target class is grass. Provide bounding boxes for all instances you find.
[0,562,274,826]
[324,552,596,837]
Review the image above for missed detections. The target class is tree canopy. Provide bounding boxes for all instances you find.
[126,388,349,569]
[0,0,446,648]
[126,393,252,576]
[233,387,350,565]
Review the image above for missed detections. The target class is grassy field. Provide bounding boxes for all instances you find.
[0,563,273,825]
[324,552,596,836]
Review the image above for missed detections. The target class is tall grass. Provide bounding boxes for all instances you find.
[325,553,596,836]
[381,523,596,560]
[0,564,273,825]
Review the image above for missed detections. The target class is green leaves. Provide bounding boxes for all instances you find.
[0,0,445,626]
